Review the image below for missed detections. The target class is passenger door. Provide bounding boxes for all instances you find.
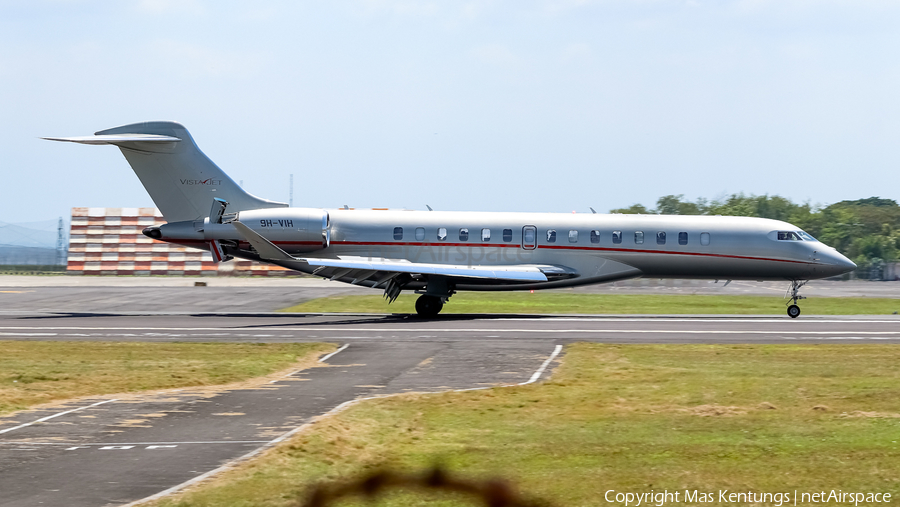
[522,225,537,250]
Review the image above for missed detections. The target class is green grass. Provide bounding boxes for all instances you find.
[152,344,900,507]
[281,292,900,315]
[0,341,333,415]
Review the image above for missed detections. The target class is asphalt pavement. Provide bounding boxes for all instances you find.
[1,279,899,507]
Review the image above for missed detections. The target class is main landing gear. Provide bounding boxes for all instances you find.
[414,276,454,318]
[415,295,444,317]
[786,279,808,319]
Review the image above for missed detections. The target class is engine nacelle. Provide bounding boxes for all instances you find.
[146,207,330,254]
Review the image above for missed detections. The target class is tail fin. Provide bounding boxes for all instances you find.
[45,121,287,222]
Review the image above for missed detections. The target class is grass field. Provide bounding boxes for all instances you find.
[0,341,334,416]
[151,343,900,507]
[281,292,900,315]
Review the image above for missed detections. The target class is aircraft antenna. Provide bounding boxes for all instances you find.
[590,207,597,214]
[426,205,433,211]
[56,216,66,266]
[289,174,294,207]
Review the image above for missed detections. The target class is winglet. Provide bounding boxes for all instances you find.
[231,221,297,262]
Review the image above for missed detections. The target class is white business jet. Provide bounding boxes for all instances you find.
[46,122,856,318]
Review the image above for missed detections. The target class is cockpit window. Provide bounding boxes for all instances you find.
[777,231,801,241]
[797,231,817,241]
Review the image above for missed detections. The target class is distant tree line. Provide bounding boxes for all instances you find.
[610,195,900,275]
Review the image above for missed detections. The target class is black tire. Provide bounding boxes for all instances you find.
[787,305,801,318]
[415,295,443,317]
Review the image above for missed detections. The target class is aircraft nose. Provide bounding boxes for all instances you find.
[825,250,856,275]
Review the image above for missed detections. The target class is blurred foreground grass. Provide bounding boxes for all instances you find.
[0,341,333,415]
[282,292,900,315]
[152,343,900,507]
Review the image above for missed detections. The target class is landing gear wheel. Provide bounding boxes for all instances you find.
[415,295,443,317]
[787,305,801,319]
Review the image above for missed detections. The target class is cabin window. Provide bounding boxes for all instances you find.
[459,228,469,241]
[590,230,600,243]
[415,227,425,241]
[547,229,557,243]
[656,232,666,245]
[569,230,578,243]
[634,231,644,244]
[612,230,622,244]
[482,228,491,242]
[700,232,710,246]
[437,227,447,240]
[777,231,801,241]
[503,229,513,242]
[393,227,403,240]
[678,232,688,245]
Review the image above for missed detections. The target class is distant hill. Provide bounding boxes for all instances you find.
[0,220,62,248]
[0,244,60,265]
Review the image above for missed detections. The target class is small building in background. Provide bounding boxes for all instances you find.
[67,207,300,276]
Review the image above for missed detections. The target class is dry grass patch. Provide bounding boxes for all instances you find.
[0,341,334,415]
[151,344,900,507]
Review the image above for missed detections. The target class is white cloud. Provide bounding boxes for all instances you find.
[136,0,206,15]
[139,39,271,80]
[357,0,440,16]
[472,43,520,65]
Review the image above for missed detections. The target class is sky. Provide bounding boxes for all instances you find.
[1,0,899,224]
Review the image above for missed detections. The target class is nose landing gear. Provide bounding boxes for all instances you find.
[785,280,808,318]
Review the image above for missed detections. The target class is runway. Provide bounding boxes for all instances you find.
[1,281,899,506]
[1,312,900,344]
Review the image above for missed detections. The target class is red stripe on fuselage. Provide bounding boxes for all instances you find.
[331,240,814,265]
[161,238,815,266]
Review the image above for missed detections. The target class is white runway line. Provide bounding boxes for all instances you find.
[4,327,900,337]
[0,399,117,435]
[0,440,270,446]
[318,343,349,363]
[269,344,351,383]
[520,345,563,385]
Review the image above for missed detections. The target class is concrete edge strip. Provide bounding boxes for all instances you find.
[119,343,564,507]
[0,399,117,435]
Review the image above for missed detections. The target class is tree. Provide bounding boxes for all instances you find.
[609,204,650,214]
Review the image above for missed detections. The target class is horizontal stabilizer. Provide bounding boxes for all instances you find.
[44,121,287,221]
[42,134,181,145]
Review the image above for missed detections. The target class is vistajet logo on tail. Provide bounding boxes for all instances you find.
[180,178,222,185]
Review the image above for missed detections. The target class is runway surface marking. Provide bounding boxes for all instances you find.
[318,343,349,362]
[522,344,563,385]
[0,441,270,446]
[3,328,900,335]
[116,342,564,507]
[0,399,117,435]
[3,318,900,331]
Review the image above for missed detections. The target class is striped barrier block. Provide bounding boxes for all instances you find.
[67,207,301,276]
